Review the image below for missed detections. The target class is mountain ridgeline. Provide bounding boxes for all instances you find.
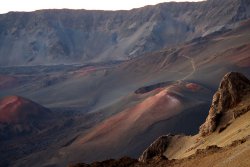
[0,0,250,66]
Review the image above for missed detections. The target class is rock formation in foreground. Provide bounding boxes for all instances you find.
[199,72,250,136]
[138,135,171,163]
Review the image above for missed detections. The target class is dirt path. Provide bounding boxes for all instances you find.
[159,49,180,69]
[181,55,196,80]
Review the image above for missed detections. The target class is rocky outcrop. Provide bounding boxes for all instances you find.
[199,72,250,136]
[138,135,171,163]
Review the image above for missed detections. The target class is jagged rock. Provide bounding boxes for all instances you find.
[195,145,221,156]
[199,72,250,136]
[138,135,171,163]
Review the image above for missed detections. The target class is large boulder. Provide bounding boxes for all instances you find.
[138,135,171,163]
[199,72,250,136]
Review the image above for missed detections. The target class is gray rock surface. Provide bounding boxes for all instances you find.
[0,0,250,66]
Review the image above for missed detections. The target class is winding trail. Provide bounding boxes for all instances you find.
[143,48,196,82]
[181,55,196,80]
[159,49,179,69]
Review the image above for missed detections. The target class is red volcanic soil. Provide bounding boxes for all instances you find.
[0,96,50,124]
[185,83,200,91]
[77,84,182,146]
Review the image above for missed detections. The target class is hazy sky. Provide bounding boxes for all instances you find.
[1,0,204,14]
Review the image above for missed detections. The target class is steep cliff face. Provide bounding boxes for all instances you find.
[0,0,249,66]
[199,72,250,136]
[231,0,250,22]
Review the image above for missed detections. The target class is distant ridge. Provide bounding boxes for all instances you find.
[0,0,249,66]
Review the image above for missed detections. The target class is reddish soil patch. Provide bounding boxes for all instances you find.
[73,67,97,77]
[0,96,49,123]
[185,83,200,91]
[77,86,182,146]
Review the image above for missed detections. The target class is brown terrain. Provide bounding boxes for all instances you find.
[71,72,250,167]
[1,21,249,167]
[0,0,250,167]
